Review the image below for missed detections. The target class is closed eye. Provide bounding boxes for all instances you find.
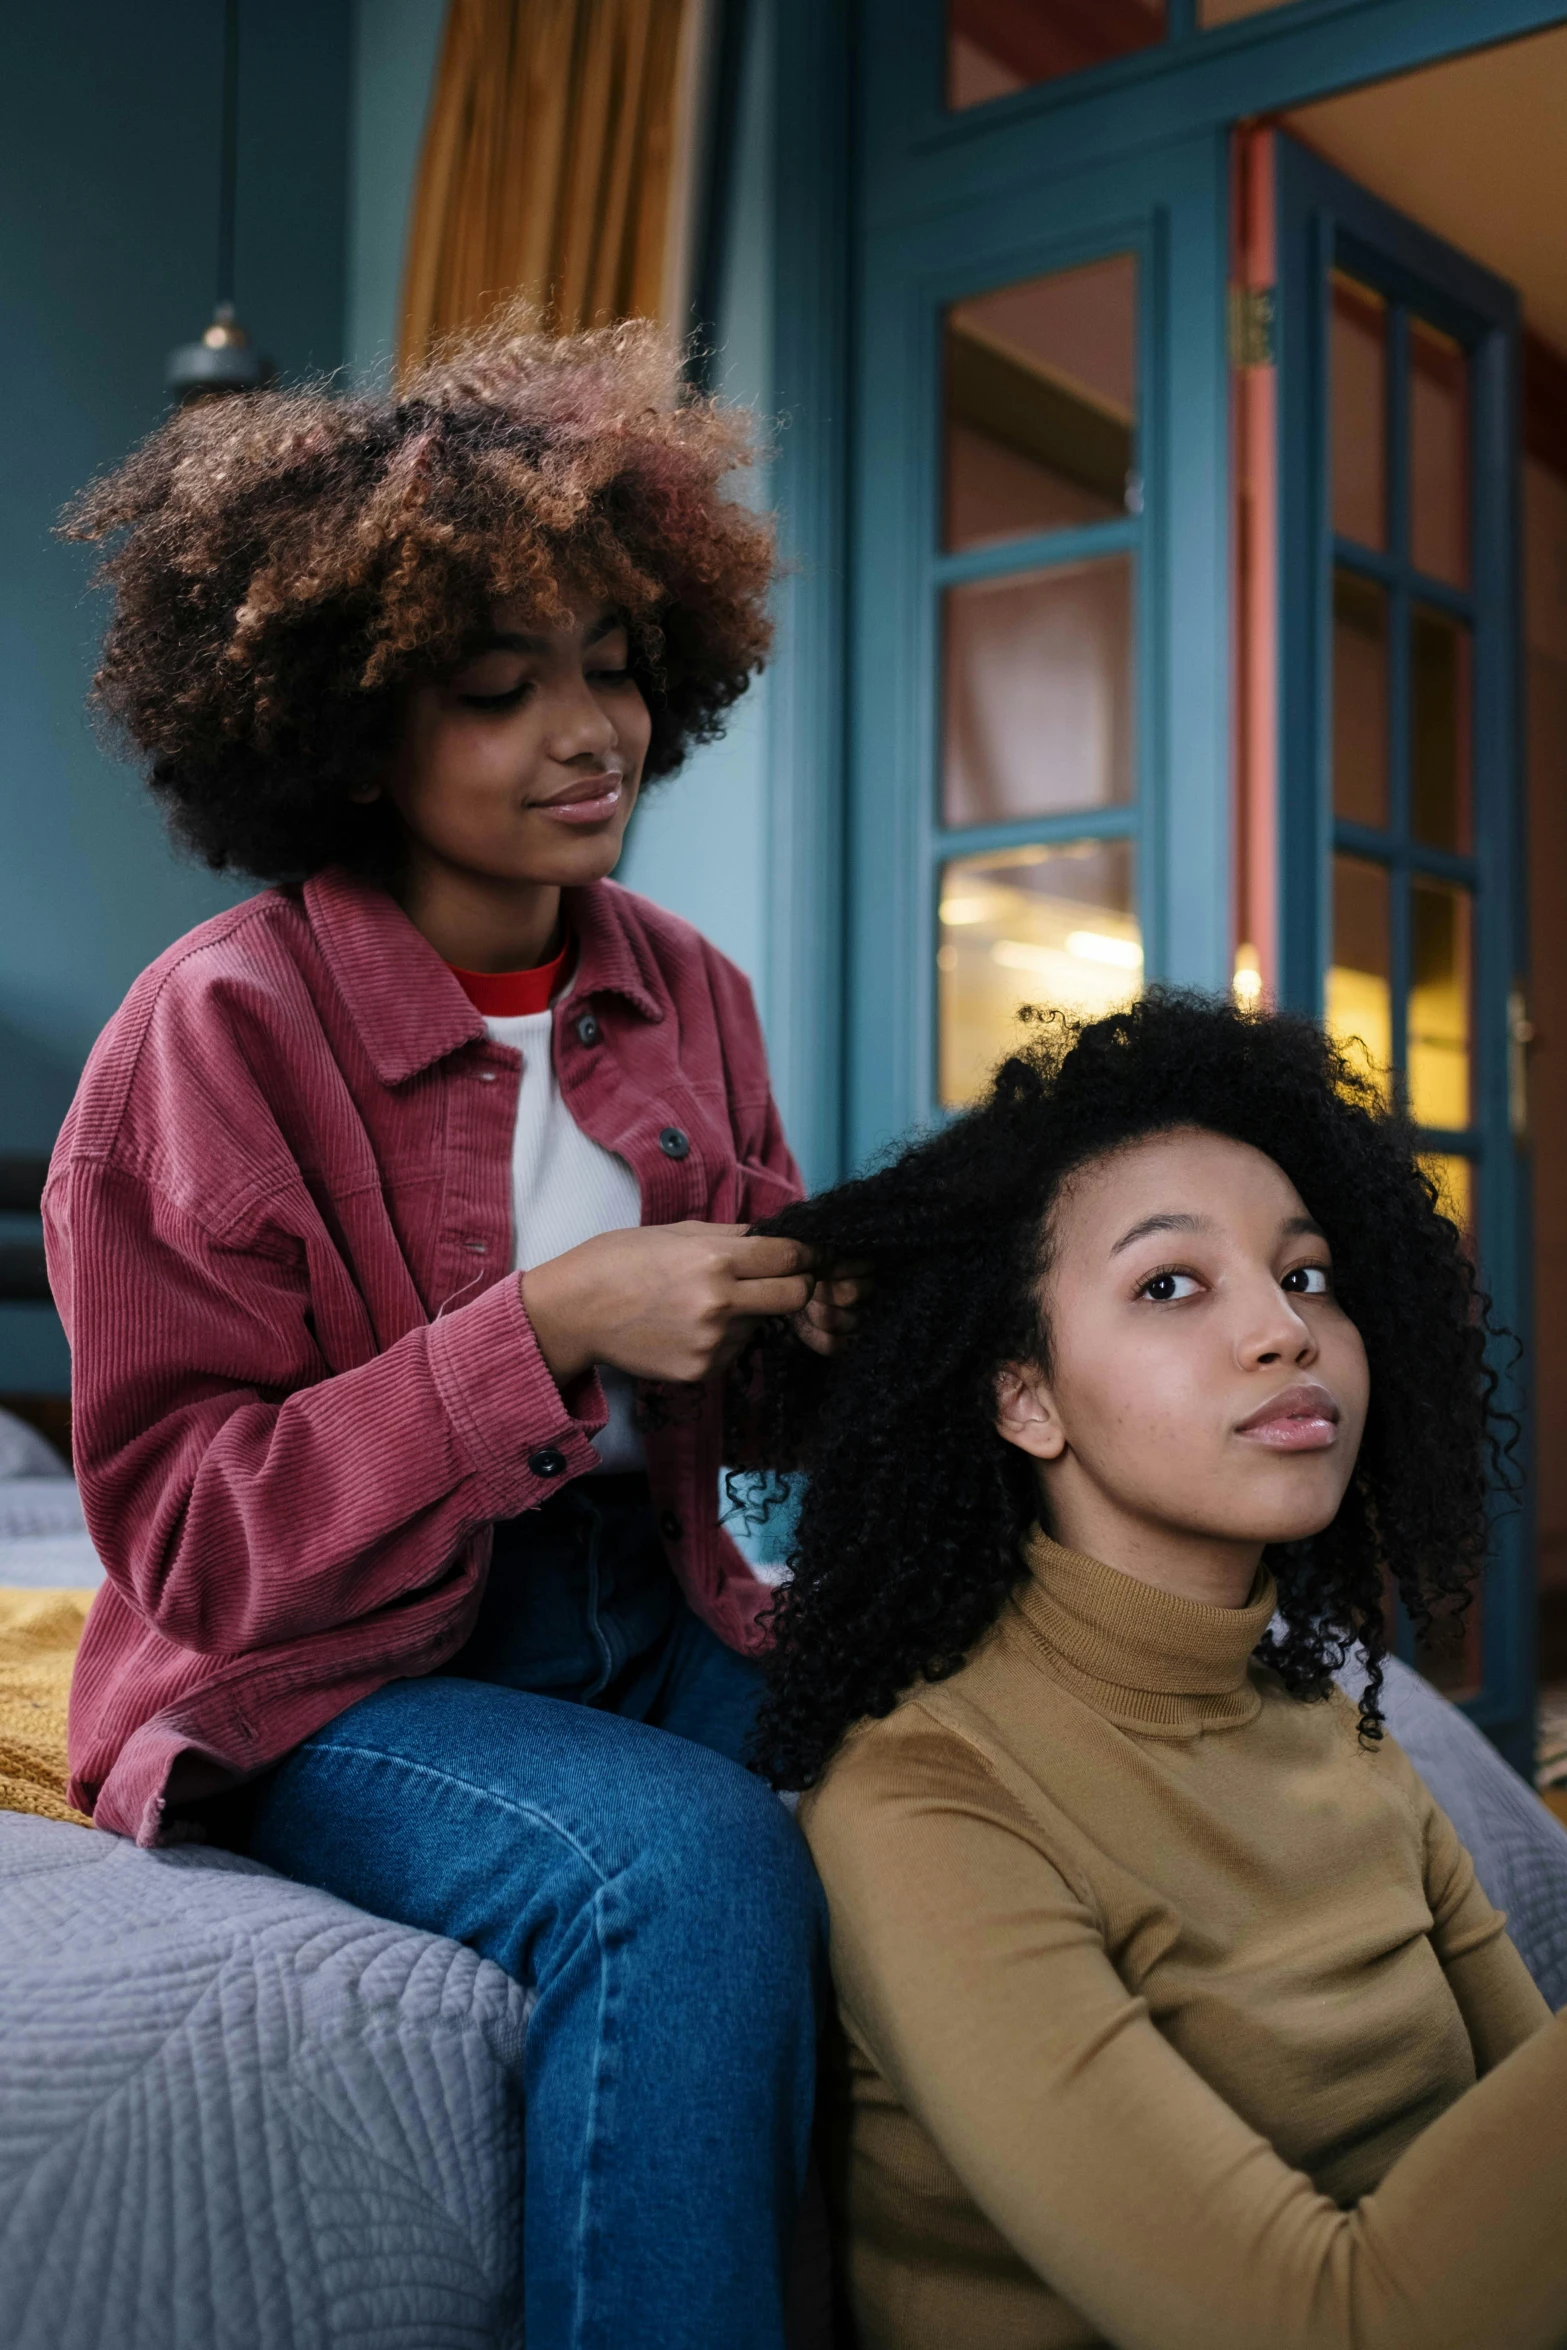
[1136,1268,1203,1303]
[458,680,534,710]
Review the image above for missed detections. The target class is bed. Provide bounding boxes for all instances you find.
[0,1426,1562,2349]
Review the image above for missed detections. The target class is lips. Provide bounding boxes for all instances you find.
[530,773,624,825]
[1235,1382,1341,1452]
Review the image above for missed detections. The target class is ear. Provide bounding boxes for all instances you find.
[994,1361,1067,1461]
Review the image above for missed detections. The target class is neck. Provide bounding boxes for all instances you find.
[1038,1475,1263,1611]
[398,852,564,973]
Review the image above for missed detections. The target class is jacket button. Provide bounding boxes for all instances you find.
[528,1448,567,1479]
[658,1126,690,1160]
[575,1012,601,1047]
[659,1510,683,1541]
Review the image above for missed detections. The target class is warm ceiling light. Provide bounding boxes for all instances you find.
[1066,930,1143,970]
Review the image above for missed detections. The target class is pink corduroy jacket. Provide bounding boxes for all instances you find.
[45,869,804,1845]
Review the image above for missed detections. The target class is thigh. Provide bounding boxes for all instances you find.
[620,1605,771,1765]
[248,1673,815,1984]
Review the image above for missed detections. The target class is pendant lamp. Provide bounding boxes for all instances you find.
[166,0,275,402]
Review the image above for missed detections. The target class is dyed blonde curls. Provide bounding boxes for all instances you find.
[62,313,776,880]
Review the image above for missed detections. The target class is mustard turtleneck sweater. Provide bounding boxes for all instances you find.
[798,1533,1565,2350]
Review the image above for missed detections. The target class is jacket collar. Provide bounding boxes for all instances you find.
[304,869,663,1087]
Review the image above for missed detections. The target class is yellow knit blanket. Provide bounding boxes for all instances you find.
[0,1588,94,1827]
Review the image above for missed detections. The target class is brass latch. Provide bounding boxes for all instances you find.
[1508,983,1535,1142]
[1228,284,1276,369]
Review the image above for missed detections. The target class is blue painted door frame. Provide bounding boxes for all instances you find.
[1272,135,1534,1771]
[769,0,1567,1185]
[845,135,1230,1163]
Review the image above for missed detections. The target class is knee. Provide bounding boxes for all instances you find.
[635,1747,826,1971]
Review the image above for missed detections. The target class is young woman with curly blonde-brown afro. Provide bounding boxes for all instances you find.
[62,310,775,883]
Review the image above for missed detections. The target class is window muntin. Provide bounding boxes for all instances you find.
[1325,275,1479,1305]
[934,252,1142,1107]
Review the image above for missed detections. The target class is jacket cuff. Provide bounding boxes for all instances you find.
[426,1274,607,1517]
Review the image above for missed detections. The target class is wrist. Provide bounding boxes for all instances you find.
[520,1264,595,1387]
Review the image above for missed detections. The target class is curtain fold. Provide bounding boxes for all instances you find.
[399,0,691,371]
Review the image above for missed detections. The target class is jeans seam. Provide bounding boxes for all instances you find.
[572,1876,616,2350]
[295,1737,612,1886]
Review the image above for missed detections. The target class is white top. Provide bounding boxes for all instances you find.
[483,1005,647,1473]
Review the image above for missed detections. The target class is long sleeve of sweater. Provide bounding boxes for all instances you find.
[808,1717,1563,2350]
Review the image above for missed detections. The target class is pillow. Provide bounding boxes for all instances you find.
[0,1407,67,1480]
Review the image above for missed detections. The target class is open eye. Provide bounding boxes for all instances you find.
[1281,1264,1332,1297]
[1137,1268,1202,1303]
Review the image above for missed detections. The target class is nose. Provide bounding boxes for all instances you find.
[1235,1275,1317,1372]
[544,667,619,764]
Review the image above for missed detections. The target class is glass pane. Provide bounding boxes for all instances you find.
[947,0,1164,110]
[1418,1152,1474,1242]
[942,556,1134,826]
[946,257,1137,552]
[1411,607,1473,853]
[1331,276,1387,553]
[1332,570,1390,829]
[1409,881,1473,1130]
[1198,0,1294,19]
[1327,855,1392,1095]
[1410,320,1469,589]
[938,839,1138,1106]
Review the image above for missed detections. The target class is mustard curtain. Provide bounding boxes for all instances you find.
[399,0,692,371]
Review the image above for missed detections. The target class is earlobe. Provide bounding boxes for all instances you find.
[994,1363,1067,1462]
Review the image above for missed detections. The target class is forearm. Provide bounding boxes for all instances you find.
[812,1738,1567,2350]
[77,1274,605,1653]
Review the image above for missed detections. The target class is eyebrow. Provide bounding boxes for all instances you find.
[1109,1211,1211,1257]
[480,613,622,656]
[1109,1209,1329,1257]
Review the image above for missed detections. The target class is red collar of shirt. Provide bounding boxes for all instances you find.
[301,872,664,1084]
[445,930,573,1017]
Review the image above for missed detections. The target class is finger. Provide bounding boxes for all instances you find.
[731,1274,814,1319]
[728,1237,818,1279]
[793,1319,839,1357]
[805,1293,858,1330]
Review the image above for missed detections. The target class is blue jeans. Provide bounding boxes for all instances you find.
[248,1478,824,2350]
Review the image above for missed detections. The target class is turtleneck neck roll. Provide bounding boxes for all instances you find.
[1015,1531,1276,1734]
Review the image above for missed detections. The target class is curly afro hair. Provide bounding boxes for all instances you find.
[746,991,1510,1791]
[60,313,776,881]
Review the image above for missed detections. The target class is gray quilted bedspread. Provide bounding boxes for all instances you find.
[0,1658,1563,2350]
[1352,1653,1567,2013]
[0,1811,529,2350]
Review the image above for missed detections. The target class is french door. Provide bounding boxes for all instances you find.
[845,131,1231,1163]
[1265,134,1533,1769]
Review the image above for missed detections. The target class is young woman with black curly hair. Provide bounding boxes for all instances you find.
[745,992,1567,2350]
[45,317,859,2350]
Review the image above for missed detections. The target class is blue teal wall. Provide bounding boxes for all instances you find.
[345,0,449,388]
[616,0,777,1029]
[1,0,782,1388]
[0,0,353,1385]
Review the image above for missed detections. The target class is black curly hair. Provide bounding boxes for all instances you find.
[746,991,1509,1791]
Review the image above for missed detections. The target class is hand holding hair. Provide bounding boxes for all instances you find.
[522,1221,818,1387]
